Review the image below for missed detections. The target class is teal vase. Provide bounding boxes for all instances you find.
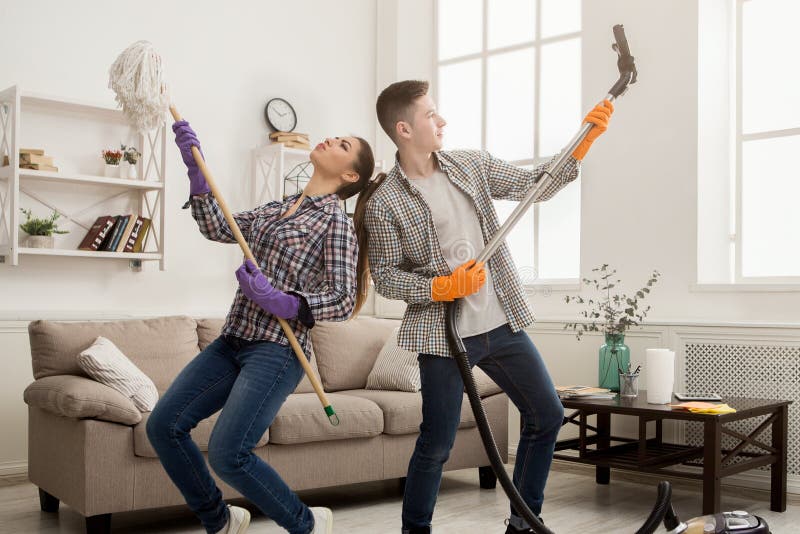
[599,333,630,392]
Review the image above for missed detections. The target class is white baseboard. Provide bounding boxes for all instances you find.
[0,460,27,480]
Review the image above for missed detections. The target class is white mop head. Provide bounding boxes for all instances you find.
[108,40,169,132]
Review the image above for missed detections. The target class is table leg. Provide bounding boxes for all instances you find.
[596,412,611,484]
[771,405,788,512]
[703,418,722,514]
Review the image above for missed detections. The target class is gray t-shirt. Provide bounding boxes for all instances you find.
[409,169,508,337]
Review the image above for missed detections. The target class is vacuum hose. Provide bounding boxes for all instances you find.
[446,25,654,534]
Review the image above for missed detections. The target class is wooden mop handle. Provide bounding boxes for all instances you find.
[169,105,339,425]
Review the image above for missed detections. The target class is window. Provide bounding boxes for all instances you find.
[698,0,800,284]
[435,0,582,283]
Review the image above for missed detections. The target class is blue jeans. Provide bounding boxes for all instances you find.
[401,324,564,531]
[146,335,314,534]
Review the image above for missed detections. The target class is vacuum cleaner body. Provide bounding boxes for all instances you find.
[669,511,770,534]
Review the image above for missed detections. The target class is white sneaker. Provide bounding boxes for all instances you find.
[221,505,250,534]
[310,507,333,533]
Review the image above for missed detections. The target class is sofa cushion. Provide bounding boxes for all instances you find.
[366,328,420,392]
[340,390,477,435]
[24,375,142,425]
[196,318,225,350]
[195,317,322,394]
[78,336,159,412]
[268,393,383,445]
[309,317,399,392]
[133,411,269,458]
[473,367,502,397]
[28,316,199,395]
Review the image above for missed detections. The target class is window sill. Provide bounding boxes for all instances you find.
[690,283,800,293]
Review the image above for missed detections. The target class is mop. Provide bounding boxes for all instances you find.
[108,41,339,425]
[449,26,769,533]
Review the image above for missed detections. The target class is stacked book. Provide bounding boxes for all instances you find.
[2,148,58,171]
[77,214,152,253]
[269,131,310,150]
[556,385,615,400]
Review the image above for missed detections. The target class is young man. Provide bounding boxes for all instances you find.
[356,80,612,533]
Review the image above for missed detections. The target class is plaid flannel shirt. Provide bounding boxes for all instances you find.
[191,192,358,352]
[364,150,579,358]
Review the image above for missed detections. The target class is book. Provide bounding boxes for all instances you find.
[281,140,311,150]
[20,163,58,171]
[19,153,54,166]
[274,134,309,143]
[107,215,130,251]
[123,216,145,252]
[556,385,614,399]
[269,131,308,140]
[132,218,151,252]
[19,148,45,156]
[115,214,138,252]
[77,216,114,250]
[95,216,120,251]
[99,216,123,251]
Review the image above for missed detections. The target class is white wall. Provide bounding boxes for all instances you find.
[0,0,378,474]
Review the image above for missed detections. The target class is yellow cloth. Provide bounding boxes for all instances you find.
[686,403,736,414]
[671,401,736,414]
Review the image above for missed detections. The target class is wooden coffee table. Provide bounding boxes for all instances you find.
[553,391,791,514]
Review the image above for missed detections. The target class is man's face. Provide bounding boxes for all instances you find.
[404,93,447,152]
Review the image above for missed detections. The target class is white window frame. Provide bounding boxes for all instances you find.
[432,0,582,288]
[733,0,800,285]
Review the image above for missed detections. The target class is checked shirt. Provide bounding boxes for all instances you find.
[364,150,579,357]
[191,191,358,352]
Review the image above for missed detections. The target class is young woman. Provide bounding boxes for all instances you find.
[146,120,374,534]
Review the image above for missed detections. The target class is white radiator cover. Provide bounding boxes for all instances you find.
[683,342,800,477]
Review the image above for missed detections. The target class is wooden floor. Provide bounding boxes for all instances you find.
[0,464,797,533]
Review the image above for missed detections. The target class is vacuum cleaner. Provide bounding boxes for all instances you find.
[446,25,771,534]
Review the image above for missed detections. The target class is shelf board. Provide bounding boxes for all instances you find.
[3,169,164,189]
[20,91,127,122]
[17,247,162,260]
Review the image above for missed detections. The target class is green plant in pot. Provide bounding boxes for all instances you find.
[564,264,660,392]
[19,208,69,248]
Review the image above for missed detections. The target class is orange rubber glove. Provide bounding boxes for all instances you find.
[571,99,614,161]
[431,259,487,302]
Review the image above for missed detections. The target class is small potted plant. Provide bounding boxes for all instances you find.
[564,264,660,392]
[102,148,123,177]
[121,144,141,179]
[19,208,69,248]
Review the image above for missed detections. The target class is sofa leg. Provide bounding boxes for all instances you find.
[86,513,112,534]
[38,488,59,513]
[479,465,497,489]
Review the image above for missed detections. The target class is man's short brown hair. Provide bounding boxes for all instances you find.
[376,80,429,143]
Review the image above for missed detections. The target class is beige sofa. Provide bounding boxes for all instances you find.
[23,315,508,534]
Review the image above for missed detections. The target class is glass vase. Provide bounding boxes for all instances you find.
[598,333,630,392]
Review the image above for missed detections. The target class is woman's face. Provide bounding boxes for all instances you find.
[310,136,361,183]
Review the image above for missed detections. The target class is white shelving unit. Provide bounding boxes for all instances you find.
[252,143,313,204]
[0,85,167,270]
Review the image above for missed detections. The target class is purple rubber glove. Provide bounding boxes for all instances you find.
[172,120,210,195]
[235,259,300,319]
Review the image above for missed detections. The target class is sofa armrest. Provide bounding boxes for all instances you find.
[23,375,142,425]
